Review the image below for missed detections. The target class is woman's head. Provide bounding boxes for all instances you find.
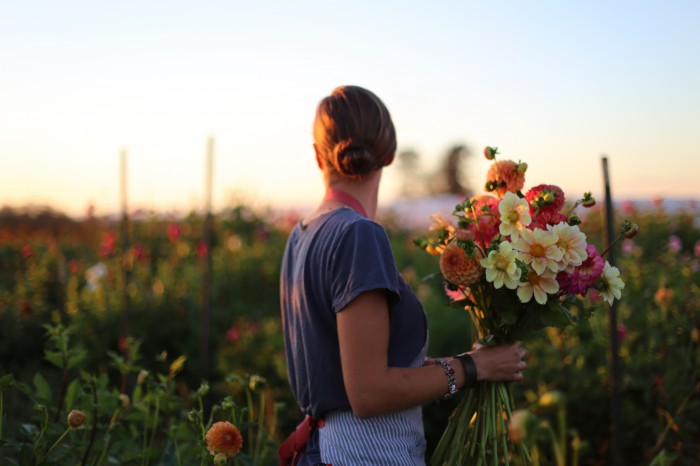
[313,85,396,181]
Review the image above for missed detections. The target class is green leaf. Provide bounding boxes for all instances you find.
[32,373,52,403]
[44,350,63,369]
[0,374,14,388]
[64,379,82,412]
[67,349,87,369]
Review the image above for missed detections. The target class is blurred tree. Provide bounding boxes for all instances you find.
[436,144,472,197]
[395,149,426,198]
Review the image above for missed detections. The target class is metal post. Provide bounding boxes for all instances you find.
[602,156,622,465]
[120,148,130,393]
[201,137,215,383]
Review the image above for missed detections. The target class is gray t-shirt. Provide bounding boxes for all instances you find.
[280,207,428,419]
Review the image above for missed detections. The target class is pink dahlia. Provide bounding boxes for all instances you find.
[525,184,565,215]
[440,244,483,286]
[530,210,568,230]
[556,244,604,295]
[467,195,501,246]
[485,160,526,198]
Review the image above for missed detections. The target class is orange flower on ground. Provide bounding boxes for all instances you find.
[67,410,87,429]
[206,421,243,458]
[440,244,483,286]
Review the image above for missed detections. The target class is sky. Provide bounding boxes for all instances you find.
[1,1,699,218]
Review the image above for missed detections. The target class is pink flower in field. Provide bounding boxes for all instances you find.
[100,232,116,257]
[525,184,565,215]
[226,326,241,343]
[617,323,628,342]
[620,201,636,215]
[196,241,208,258]
[694,240,700,258]
[621,239,640,257]
[556,244,604,295]
[167,223,182,242]
[485,160,526,198]
[132,243,147,262]
[667,235,682,254]
[653,196,664,209]
[68,260,80,274]
[21,245,33,259]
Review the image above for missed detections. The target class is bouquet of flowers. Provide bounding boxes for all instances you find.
[415,147,636,466]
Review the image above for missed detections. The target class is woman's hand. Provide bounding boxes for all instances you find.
[468,342,527,382]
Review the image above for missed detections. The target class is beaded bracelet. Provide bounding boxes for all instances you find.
[434,359,458,400]
[454,353,478,389]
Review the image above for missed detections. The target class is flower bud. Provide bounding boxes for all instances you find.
[67,409,87,428]
[567,213,582,226]
[624,223,639,239]
[516,162,528,174]
[581,192,596,207]
[136,370,148,385]
[249,375,267,392]
[483,146,498,160]
[213,453,228,466]
[119,393,130,409]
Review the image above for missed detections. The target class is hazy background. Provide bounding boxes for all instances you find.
[2,0,698,218]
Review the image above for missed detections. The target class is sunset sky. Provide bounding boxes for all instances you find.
[2,1,699,218]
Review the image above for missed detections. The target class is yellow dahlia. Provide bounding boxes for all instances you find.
[498,192,532,240]
[511,228,563,275]
[440,244,483,286]
[480,241,520,289]
[517,269,559,305]
[548,222,588,272]
[599,262,624,305]
[206,421,243,458]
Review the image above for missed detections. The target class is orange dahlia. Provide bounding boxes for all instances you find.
[67,409,87,429]
[440,244,483,286]
[485,160,526,198]
[205,421,243,458]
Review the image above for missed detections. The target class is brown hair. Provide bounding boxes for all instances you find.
[313,85,397,180]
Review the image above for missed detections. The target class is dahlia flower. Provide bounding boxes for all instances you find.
[67,410,87,429]
[517,269,559,305]
[440,244,483,286]
[548,222,588,272]
[467,194,501,246]
[498,192,532,240]
[556,244,604,295]
[206,421,243,458]
[480,241,520,290]
[599,262,625,305]
[511,228,563,275]
[529,209,568,230]
[485,160,526,198]
[525,184,565,214]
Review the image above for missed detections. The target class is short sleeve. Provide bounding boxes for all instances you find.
[330,219,400,313]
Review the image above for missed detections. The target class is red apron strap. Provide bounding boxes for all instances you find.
[278,415,322,466]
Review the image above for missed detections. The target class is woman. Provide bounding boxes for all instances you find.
[279,85,527,466]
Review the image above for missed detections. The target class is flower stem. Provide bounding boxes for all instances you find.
[38,427,71,463]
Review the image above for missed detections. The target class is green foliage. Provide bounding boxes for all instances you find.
[1,201,699,464]
[0,324,277,465]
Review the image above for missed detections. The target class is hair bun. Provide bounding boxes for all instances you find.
[332,140,377,178]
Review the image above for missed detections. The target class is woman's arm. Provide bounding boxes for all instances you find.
[337,289,526,418]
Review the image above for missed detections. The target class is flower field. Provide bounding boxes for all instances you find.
[1,199,699,465]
